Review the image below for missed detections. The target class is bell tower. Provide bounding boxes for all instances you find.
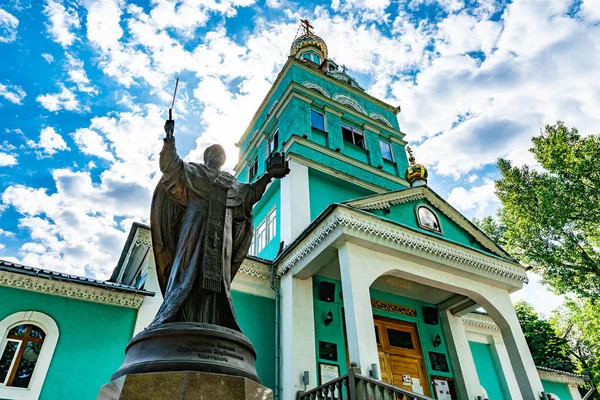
[234,20,410,259]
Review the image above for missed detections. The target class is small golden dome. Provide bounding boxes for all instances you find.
[405,146,428,186]
[290,19,328,61]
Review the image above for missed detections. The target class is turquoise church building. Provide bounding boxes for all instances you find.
[0,22,590,400]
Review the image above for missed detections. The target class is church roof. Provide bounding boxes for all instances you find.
[0,259,154,296]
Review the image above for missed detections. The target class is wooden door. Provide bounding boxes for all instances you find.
[375,318,431,396]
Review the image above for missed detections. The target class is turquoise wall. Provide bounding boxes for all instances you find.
[231,291,275,389]
[0,286,136,400]
[541,379,573,400]
[308,168,374,220]
[312,276,454,394]
[469,341,506,400]
[369,199,496,255]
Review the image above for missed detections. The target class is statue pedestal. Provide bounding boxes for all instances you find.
[111,322,260,383]
[97,371,273,400]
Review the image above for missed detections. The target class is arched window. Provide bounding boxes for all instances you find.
[0,312,59,399]
[416,206,442,233]
[0,324,45,388]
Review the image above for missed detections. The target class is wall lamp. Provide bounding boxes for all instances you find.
[324,310,334,326]
[433,333,442,347]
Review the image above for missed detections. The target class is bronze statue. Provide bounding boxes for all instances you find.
[149,119,289,331]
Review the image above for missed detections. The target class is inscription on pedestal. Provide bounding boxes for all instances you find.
[176,339,245,363]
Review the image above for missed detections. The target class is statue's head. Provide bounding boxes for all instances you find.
[204,144,226,170]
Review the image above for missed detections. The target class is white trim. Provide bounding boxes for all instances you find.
[462,313,500,331]
[345,186,515,261]
[537,368,587,386]
[0,271,146,308]
[0,311,59,400]
[369,113,393,128]
[333,94,367,115]
[0,339,21,385]
[302,81,330,98]
[276,207,527,284]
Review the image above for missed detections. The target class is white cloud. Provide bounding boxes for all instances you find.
[27,127,70,156]
[511,272,565,317]
[0,228,15,237]
[43,0,80,47]
[0,152,17,167]
[36,85,81,112]
[447,178,499,217]
[467,174,478,183]
[0,8,19,43]
[2,105,164,278]
[65,54,98,94]
[72,128,114,161]
[41,53,54,63]
[0,83,26,105]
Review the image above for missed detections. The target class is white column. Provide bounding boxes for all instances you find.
[280,273,317,398]
[489,337,523,400]
[338,243,380,377]
[441,310,482,400]
[567,384,583,400]
[280,159,311,245]
[487,292,545,400]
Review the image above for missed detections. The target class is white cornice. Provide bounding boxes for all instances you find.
[0,271,145,308]
[237,258,271,280]
[462,313,500,331]
[276,207,527,284]
[537,368,587,386]
[346,187,514,261]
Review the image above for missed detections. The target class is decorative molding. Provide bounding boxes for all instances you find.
[268,99,279,115]
[462,313,500,331]
[369,113,393,128]
[302,81,331,98]
[333,94,367,115]
[346,187,515,263]
[134,228,152,248]
[371,299,417,317]
[0,271,145,308]
[537,367,588,386]
[277,208,528,284]
[238,258,271,280]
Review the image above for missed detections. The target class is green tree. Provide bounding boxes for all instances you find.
[514,301,576,372]
[494,122,600,300]
[552,298,600,395]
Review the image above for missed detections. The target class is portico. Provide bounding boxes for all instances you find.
[274,195,544,400]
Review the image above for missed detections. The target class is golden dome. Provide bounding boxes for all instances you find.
[290,19,328,61]
[404,146,428,186]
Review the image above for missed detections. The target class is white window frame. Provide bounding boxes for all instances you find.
[256,221,267,254]
[341,124,365,148]
[268,129,279,155]
[379,139,394,162]
[0,339,22,385]
[0,312,59,400]
[267,208,277,242]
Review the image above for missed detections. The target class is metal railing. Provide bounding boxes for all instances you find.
[297,367,436,400]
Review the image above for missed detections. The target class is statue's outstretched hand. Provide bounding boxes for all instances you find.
[268,165,290,179]
[164,120,175,139]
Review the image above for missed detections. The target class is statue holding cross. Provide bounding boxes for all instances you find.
[148,120,289,331]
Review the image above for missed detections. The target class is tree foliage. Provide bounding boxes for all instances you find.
[552,298,600,394]
[514,301,576,373]
[494,122,600,300]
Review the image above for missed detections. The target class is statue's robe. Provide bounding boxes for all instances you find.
[149,138,269,331]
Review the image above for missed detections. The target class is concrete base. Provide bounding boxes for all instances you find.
[98,371,273,400]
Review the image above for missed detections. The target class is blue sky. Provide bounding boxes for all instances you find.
[1,0,599,315]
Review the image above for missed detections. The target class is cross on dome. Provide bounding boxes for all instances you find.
[300,19,314,35]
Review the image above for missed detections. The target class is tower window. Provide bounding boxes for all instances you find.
[342,124,364,148]
[379,140,393,162]
[248,158,258,181]
[0,324,45,388]
[268,129,279,155]
[250,207,277,255]
[311,110,326,132]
